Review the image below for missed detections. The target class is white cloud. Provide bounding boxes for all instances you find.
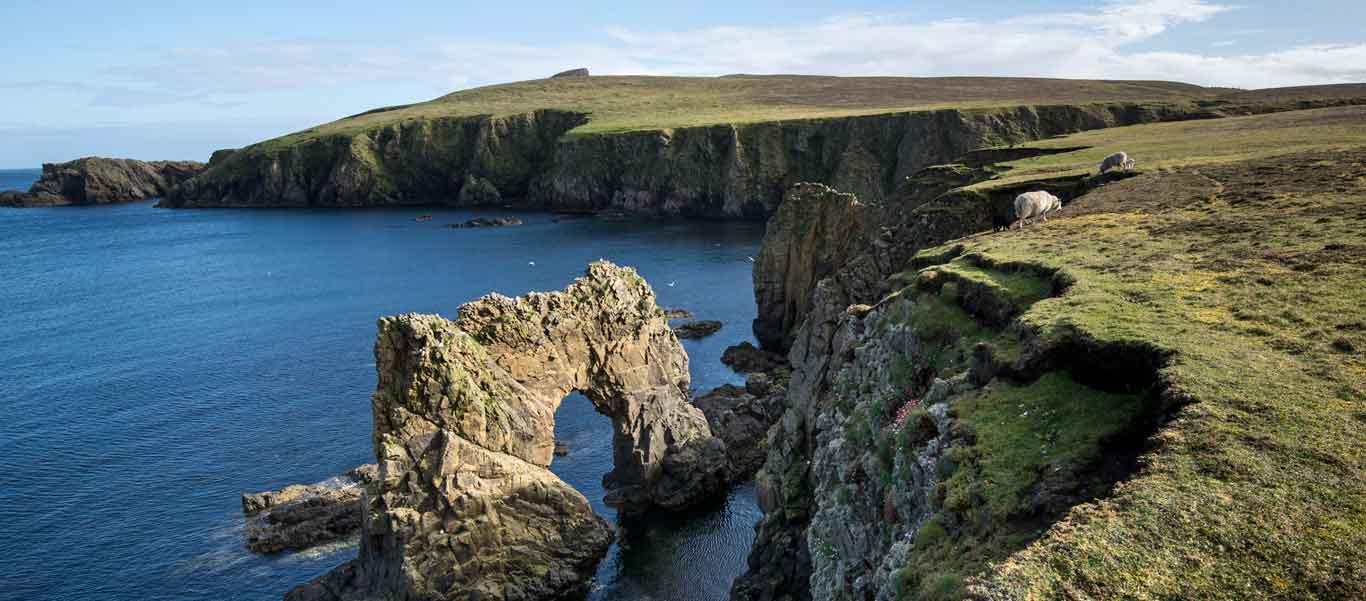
[6,0,1364,114]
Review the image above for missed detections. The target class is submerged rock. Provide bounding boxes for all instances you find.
[446,216,523,228]
[1,157,205,207]
[288,262,728,601]
[673,319,722,339]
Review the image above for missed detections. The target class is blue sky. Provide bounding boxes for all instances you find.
[2,0,1364,168]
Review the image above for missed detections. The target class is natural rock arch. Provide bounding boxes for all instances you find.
[289,261,725,601]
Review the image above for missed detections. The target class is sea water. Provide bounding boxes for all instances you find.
[0,172,766,601]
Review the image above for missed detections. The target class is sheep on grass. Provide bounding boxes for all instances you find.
[1013,190,1062,229]
[1099,151,1136,173]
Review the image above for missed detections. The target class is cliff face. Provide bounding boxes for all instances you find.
[1,157,204,207]
[162,102,1202,215]
[736,106,1366,601]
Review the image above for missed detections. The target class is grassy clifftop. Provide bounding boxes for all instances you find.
[888,105,1366,599]
[259,75,1223,149]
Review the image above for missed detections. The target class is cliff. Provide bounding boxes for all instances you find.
[160,102,1217,215]
[0,157,205,207]
[734,104,1366,600]
[160,75,1267,214]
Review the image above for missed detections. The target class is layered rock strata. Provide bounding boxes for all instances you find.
[1,157,204,207]
[288,262,727,601]
[241,464,378,554]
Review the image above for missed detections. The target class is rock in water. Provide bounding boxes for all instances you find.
[0,157,205,207]
[672,319,722,339]
[550,67,590,78]
[240,464,378,554]
[693,373,789,479]
[446,216,523,228]
[663,307,693,319]
[288,261,728,601]
[721,341,789,374]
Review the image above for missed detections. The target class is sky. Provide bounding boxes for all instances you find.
[1,0,1364,168]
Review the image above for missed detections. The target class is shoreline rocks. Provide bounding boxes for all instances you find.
[1,157,204,207]
[241,464,377,554]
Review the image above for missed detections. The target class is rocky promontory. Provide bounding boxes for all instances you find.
[288,262,735,601]
[0,157,204,207]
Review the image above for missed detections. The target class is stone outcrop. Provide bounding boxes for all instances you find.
[752,183,873,350]
[241,464,378,554]
[1,157,205,207]
[550,68,590,78]
[160,102,1210,216]
[288,262,729,601]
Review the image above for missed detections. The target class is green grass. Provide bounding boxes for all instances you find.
[895,106,1366,599]
[971,104,1366,190]
[256,75,1227,149]
[947,373,1149,522]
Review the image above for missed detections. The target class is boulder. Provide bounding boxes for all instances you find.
[289,262,727,601]
[663,308,693,319]
[673,320,723,339]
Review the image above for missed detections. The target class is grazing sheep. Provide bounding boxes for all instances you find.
[1013,190,1062,229]
[1099,151,1134,173]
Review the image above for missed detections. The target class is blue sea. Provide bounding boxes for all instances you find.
[0,167,766,601]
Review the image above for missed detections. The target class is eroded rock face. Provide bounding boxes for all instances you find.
[290,261,726,601]
[752,183,874,350]
[1,157,205,207]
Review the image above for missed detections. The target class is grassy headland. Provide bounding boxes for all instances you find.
[888,104,1366,600]
[258,75,1225,149]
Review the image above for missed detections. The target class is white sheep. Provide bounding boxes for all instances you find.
[1013,190,1062,229]
[1099,151,1135,173]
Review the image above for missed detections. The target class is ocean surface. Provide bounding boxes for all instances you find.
[0,167,767,601]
